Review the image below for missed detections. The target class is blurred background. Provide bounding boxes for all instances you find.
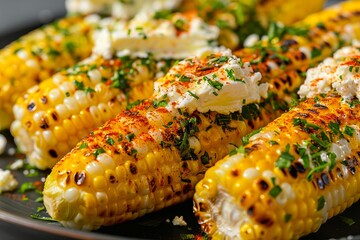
[0,0,66,47]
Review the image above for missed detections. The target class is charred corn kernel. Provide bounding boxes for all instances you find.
[0,16,94,130]
[196,0,325,49]
[11,55,170,170]
[194,49,360,239]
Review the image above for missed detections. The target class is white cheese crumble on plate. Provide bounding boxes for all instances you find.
[0,168,18,194]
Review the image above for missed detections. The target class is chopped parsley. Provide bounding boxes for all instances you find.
[30,214,57,222]
[242,128,263,145]
[275,144,295,169]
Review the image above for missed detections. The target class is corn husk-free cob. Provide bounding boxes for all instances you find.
[12,1,360,171]
[193,46,360,239]
[42,2,360,230]
[0,16,94,130]
[195,0,325,49]
[10,13,218,170]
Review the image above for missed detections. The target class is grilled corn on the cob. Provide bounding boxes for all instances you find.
[196,0,325,49]
[10,54,172,170]
[0,16,94,130]
[42,2,360,230]
[10,13,220,170]
[43,51,282,230]
[12,1,360,170]
[193,47,360,239]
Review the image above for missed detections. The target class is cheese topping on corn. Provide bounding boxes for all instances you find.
[154,51,268,114]
[66,0,182,19]
[92,13,220,60]
[298,46,360,100]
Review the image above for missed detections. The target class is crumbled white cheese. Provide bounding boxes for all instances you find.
[154,52,268,114]
[298,46,360,100]
[92,13,220,60]
[0,169,18,194]
[66,0,182,20]
[172,216,187,226]
[9,159,24,170]
[0,134,6,155]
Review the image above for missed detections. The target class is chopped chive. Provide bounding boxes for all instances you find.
[106,137,115,146]
[269,185,282,198]
[269,140,279,145]
[275,144,295,169]
[93,148,105,157]
[79,142,87,149]
[317,196,325,211]
[126,133,135,142]
[284,213,292,223]
[344,126,355,137]
[30,214,57,222]
[187,91,199,99]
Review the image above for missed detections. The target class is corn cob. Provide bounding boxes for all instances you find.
[43,51,283,230]
[194,95,360,239]
[13,1,360,171]
[10,12,220,170]
[66,0,183,19]
[10,54,170,170]
[42,2,360,229]
[193,47,360,239]
[0,16,94,130]
[195,0,325,49]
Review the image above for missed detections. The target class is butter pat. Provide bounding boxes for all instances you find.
[93,13,220,60]
[66,0,182,19]
[154,51,268,114]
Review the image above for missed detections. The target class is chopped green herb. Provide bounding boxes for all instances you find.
[275,144,295,169]
[242,128,263,145]
[153,99,168,108]
[229,146,246,156]
[106,137,115,146]
[187,91,199,99]
[339,216,355,226]
[311,48,322,59]
[269,140,279,146]
[328,121,341,136]
[93,148,105,157]
[204,76,223,90]
[284,213,292,223]
[37,206,45,212]
[73,80,85,91]
[153,9,172,19]
[126,133,135,142]
[317,196,325,211]
[179,75,191,82]
[18,182,36,193]
[79,142,87,149]
[35,196,43,203]
[174,19,186,30]
[30,214,57,222]
[127,99,141,110]
[65,41,75,53]
[160,141,172,148]
[85,87,95,94]
[200,151,210,165]
[131,149,138,156]
[65,92,70,97]
[269,185,282,198]
[344,126,355,137]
